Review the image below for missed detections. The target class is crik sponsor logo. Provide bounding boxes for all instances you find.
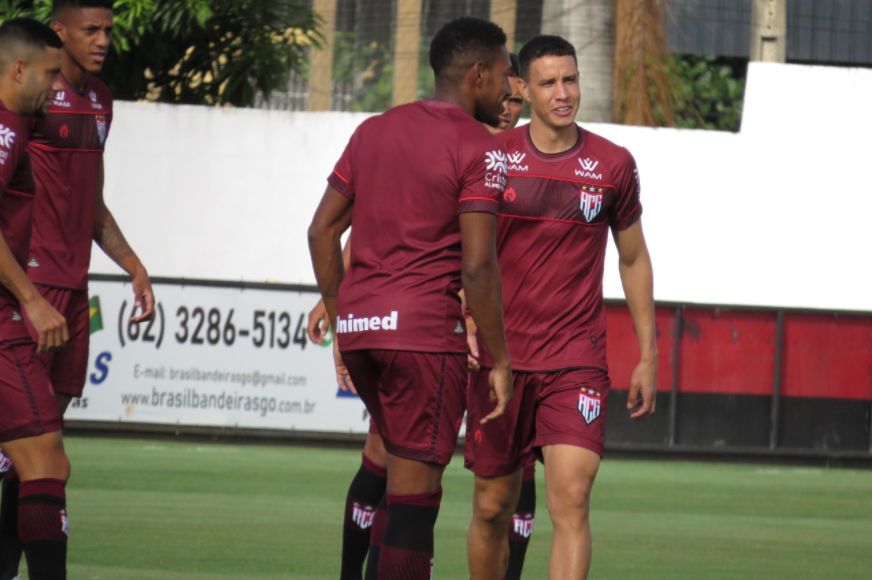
[507,151,528,172]
[336,311,399,334]
[0,125,15,149]
[484,150,508,190]
[575,157,602,180]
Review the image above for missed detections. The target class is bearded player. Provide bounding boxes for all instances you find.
[465,35,656,580]
[0,18,72,580]
[0,3,154,579]
[306,53,531,580]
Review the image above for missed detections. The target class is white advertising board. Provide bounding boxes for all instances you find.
[68,277,370,434]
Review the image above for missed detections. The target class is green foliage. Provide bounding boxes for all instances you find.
[673,55,746,132]
[0,0,320,107]
[332,31,393,113]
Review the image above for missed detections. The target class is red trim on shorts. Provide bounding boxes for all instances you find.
[6,189,34,197]
[48,110,107,116]
[498,213,607,227]
[29,142,103,154]
[459,197,499,204]
[536,433,604,458]
[332,170,349,183]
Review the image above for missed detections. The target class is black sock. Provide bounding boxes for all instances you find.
[341,455,387,580]
[506,471,537,580]
[0,473,21,580]
[363,496,388,580]
[378,489,442,580]
[18,479,67,580]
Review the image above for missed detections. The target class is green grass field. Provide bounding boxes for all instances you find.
[31,436,871,579]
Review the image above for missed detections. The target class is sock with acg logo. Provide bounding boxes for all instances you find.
[341,455,387,580]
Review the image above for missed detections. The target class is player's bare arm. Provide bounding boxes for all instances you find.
[307,237,352,344]
[308,186,354,332]
[92,158,154,322]
[459,211,512,423]
[614,219,657,420]
[0,227,67,353]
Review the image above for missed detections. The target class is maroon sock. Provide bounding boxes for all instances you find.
[506,469,536,580]
[342,455,387,580]
[18,479,67,580]
[378,488,442,580]
[0,470,22,580]
[363,496,388,580]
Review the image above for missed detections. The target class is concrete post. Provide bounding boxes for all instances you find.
[750,0,787,62]
[307,0,338,111]
[490,0,518,49]
[393,0,423,107]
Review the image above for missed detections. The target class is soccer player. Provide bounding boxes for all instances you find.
[0,3,155,578]
[0,18,71,580]
[307,53,535,580]
[309,17,514,579]
[464,35,657,580]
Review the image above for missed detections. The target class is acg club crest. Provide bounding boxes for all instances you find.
[579,184,604,222]
[351,504,376,529]
[95,116,107,145]
[577,387,602,425]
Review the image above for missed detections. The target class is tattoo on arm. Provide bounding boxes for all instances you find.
[94,210,135,264]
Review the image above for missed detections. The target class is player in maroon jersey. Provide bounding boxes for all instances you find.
[307,52,536,580]
[309,17,513,579]
[464,36,657,580]
[0,3,154,579]
[0,19,72,580]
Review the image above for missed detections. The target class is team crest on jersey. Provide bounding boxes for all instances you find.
[578,387,602,425]
[512,513,535,538]
[351,503,376,529]
[96,116,107,145]
[579,184,604,222]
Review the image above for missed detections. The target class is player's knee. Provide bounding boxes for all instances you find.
[473,481,517,526]
[546,479,592,523]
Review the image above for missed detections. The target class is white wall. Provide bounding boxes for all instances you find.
[93,62,872,311]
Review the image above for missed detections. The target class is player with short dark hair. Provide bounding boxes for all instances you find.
[309,17,514,579]
[465,34,657,580]
[0,18,71,580]
[0,3,155,579]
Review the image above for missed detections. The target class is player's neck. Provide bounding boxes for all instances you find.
[528,117,578,154]
[432,86,475,118]
[61,52,89,92]
[0,86,21,115]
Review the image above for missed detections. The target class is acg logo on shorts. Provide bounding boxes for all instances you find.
[578,387,602,425]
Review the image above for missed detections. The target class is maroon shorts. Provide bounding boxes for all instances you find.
[465,367,609,477]
[342,350,467,465]
[25,285,90,398]
[0,340,63,443]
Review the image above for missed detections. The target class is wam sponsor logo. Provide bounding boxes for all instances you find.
[575,157,602,180]
[507,151,528,172]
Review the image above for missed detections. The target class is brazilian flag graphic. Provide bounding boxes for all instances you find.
[89,295,104,335]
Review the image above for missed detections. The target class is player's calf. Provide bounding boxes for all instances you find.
[379,489,442,580]
[468,471,522,580]
[341,453,386,580]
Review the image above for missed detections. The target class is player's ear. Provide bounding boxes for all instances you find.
[51,21,65,42]
[11,58,27,85]
[471,61,486,88]
[518,78,531,102]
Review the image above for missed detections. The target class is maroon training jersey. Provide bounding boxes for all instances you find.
[28,75,113,290]
[328,100,506,354]
[481,124,642,372]
[0,100,36,341]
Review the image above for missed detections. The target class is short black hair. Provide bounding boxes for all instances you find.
[0,18,64,63]
[53,0,115,18]
[429,17,507,82]
[518,35,577,79]
[509,53,520,77]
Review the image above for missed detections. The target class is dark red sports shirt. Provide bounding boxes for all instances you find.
[27,75,113,290]
[480,124,643,372]
[328,100,506,354]
[0,100,36,341]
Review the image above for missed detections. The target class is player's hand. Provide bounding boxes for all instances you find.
[24,296,68,354]
[481,364,512,424]
[627,357,657,421]
[307,299,330,345]
[130,269,155,322]
[333,339,356,394]
[466,316,480,373]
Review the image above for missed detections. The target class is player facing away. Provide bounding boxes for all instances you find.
[464,36,657,580]
[305,52,533,580]
[0,18,71,580]
[309,17,514,579]
[0,3,155,579]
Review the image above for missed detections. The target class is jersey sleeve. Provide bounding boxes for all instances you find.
[609,148,643,231]
[326,132,356,200]
[0,114,21,194]
[457,137,504,215]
